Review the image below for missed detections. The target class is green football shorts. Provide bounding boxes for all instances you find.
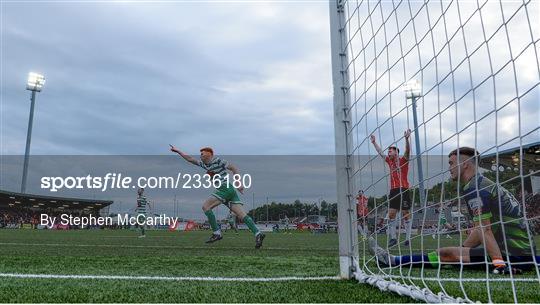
[211,184,243,205]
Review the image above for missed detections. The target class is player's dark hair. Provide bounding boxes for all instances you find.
[448,147,479,159]
[388,146,400,153]
[200,147,214,155]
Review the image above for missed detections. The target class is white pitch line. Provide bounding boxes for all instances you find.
[0,242,335,251]
[103,235,179,238]
[0,273,340,282]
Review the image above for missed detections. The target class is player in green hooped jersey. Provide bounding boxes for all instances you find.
[136,187,149,238]
[371,147,539,274]
[432,205,452,240]
[170,145,265,249]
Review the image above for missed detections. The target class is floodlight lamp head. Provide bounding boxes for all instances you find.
[26,72,45,92]
[403,79,421,98]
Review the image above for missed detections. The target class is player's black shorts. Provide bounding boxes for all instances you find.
[469,247,538,271]
[389,188,411,210]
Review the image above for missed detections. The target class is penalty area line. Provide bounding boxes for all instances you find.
[0,273,341,282]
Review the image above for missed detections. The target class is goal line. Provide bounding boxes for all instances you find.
[0,272,340,282]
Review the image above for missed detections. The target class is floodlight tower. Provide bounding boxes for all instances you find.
[403,79,426,206]
[21,72,45,193]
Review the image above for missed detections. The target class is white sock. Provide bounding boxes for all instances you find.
[358,224,365,236]
[404,220,412,241]
[388,218,397,239]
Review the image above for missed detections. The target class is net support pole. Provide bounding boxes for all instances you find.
[329,0,359,279]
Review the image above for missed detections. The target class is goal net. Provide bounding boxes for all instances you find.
[329,0,539,302]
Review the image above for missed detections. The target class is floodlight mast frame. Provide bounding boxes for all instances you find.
[21,72,45,193]
[403,79,426,207]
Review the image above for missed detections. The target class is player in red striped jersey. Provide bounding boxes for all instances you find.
[357,190,369,237]
[370,129,412,247]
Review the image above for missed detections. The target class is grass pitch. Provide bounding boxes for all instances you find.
[0,229,410,303]
[0,229,538,303]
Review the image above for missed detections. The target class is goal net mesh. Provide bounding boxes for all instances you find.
[329,0,539,302]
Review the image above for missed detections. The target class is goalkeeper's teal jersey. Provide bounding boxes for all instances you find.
[137,196,147,215]
[463,174,535,256]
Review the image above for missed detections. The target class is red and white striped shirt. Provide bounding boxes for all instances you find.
[385,156,410,189]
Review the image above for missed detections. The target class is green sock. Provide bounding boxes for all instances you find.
[243,216,260,235]
[204,210,219,232]
[427,251,439,267]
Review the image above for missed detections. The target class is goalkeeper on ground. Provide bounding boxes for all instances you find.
[371,147,539,274]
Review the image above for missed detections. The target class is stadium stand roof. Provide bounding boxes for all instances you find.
[0,189,113,211]
[479,141,540,174]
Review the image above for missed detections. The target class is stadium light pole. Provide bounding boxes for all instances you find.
[266,196,269,222]
[21,72,45,193]
[251,193,255,220]
[403,79,426,207]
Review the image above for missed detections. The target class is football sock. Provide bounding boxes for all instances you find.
[388,218,397,240]
[404,219,412,241]
[395,251,439,267]
[243,216,260,235]
[204,210,220,233]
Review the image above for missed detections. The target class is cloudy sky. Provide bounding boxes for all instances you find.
[1,1,333,156]
[1,1,538,218]
[1,1,538,157]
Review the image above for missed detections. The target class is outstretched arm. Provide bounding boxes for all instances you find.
[404,129,411,160]
[370,135,385,159]
[462,226,482,248]
[169,144,199,166]
[477,219,504,267]
[466,217,504,270]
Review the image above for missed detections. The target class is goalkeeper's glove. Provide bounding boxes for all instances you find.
[493,265,523,275]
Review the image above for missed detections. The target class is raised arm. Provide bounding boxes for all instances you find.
[169,144,199,166]
[370,135,385,159]
[404,129,411,160]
